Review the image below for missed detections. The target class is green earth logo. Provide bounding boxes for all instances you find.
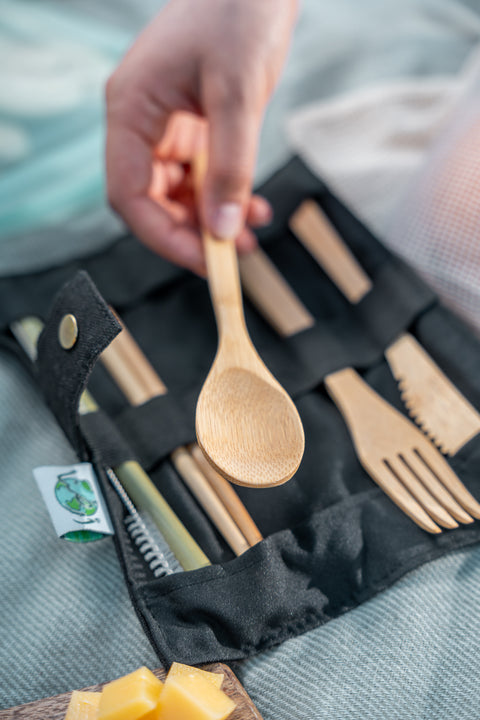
[55,470,98,523]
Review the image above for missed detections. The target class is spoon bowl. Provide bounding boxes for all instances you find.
[196,355,305,488]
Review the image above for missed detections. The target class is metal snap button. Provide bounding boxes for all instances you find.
[58,313,78,350]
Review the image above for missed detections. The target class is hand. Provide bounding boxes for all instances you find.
[105,0,298,275]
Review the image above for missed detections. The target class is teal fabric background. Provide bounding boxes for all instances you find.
[1,0,479,273]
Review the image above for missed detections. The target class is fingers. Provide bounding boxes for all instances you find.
[117,192,206,277]
[201,69,265,241]
[106,122,206,275]
[247,195,273,228]
[149,161,186,201]
[105,0,279,271]
[106,100,269,273]
[236,195,273,254]
[125,195,206,276]
[155,112,208,162]
[236,227,258,255]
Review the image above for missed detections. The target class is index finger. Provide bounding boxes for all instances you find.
[106,122,206,275]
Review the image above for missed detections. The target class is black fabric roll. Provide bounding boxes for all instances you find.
[3,156,480,668]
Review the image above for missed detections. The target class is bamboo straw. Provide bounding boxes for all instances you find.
[111,459,210,570]
[102,313,167,405]
[11,317,210,572]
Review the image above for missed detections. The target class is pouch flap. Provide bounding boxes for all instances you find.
[36,270,122,455]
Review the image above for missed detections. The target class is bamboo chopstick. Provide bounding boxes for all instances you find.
[101,316,263,554]
[171,446,250,556]
[12,316,210,572]
[103,308,167,404]
[188,444,263,547]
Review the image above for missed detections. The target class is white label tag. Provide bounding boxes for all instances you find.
[33,463,114,539]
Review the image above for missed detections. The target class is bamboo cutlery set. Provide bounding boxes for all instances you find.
[101,195,480,548]
[12,188,480,573]
[197,190,480,537]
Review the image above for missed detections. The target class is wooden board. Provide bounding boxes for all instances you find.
[0,663,263,720]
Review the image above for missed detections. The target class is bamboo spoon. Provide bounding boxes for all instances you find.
[105,310,263,543]
[101,321,253,556]
[194,154,305,487]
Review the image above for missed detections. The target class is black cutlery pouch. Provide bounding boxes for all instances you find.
[3,155,480,668]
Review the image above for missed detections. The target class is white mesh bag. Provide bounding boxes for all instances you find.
[386,61,480,335]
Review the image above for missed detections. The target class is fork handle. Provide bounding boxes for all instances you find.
[325,368,445,534]
[324,368,379,448]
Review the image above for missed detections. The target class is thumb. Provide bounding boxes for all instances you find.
[201,77,263,240]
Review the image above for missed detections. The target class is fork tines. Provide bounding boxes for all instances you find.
[324,368,480,534]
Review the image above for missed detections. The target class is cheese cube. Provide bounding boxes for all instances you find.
[98,666,163,720]
[168,663,224,689]
[65,691,101,720]
[156,668,236,720]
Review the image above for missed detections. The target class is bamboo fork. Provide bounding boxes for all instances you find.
[101,316,263,555]
[239,247,479,534]
[289,200,480,457]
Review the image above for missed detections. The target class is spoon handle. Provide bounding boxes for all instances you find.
[204,232,247,338]
[194,154,247,340]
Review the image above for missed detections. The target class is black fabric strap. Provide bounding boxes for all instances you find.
[114,394,196,470]
[36,271,122,456]
[355,260,436,348]
[80,409,135,468]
